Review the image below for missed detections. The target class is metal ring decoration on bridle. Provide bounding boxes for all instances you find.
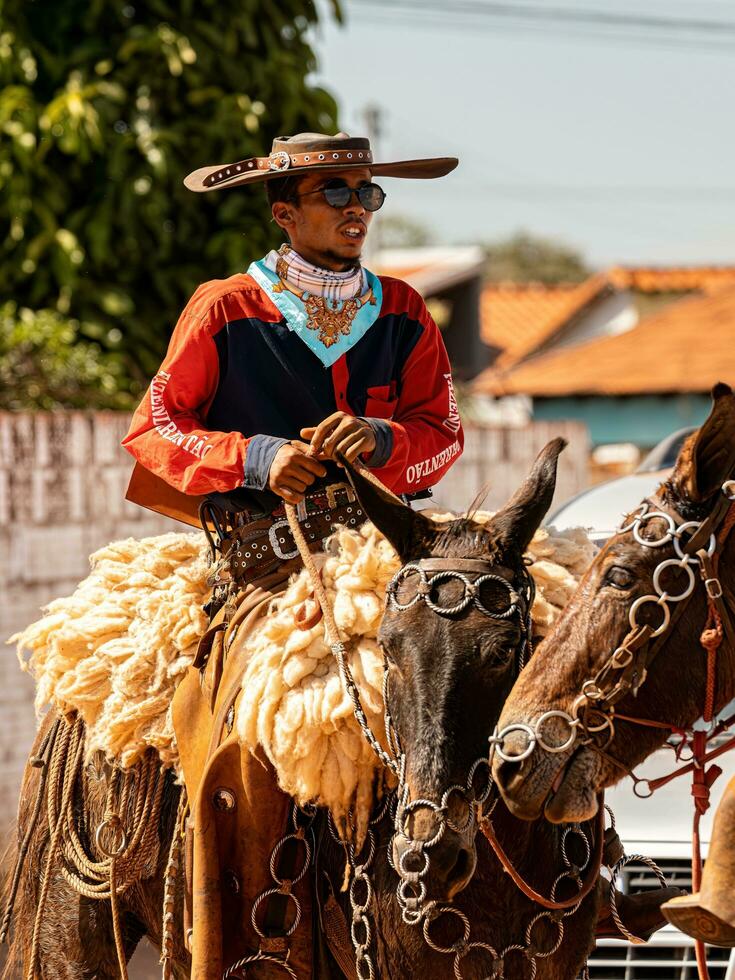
[490,479,735,767]
[386,563,523,620]
[386,557,536,672]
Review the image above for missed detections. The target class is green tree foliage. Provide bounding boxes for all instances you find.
[484,231,590,284]
[0,0,341,388]
[0,303,140,409]
[378,213,434,249]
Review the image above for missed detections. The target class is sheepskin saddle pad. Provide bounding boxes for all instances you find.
[12,515,596,834]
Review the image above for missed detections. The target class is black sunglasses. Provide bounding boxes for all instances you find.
[294,180,386,212]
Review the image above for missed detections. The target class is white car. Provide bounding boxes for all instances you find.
[547,429,735,979]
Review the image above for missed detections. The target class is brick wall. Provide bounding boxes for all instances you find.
[429,420,589,514]
[0,413,177,828]
[0,412,589,829]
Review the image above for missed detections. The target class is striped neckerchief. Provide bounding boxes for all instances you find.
[264,243,367,301]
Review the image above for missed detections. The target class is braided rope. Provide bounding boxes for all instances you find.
[28,718,84,978]
[0,718,60,945]
[160,788,186,979]
[607,854,666,945]
[27,714,168,979]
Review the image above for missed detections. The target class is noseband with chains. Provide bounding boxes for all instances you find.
[490,477,735,771]
[386,555,536,670]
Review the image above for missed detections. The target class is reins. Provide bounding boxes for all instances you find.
[479,797,605,911]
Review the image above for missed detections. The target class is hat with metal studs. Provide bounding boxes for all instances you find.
[184,131,458,193]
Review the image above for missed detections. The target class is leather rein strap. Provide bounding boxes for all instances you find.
[480,796,606,911]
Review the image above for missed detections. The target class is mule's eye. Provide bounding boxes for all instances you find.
[605,565,635,590]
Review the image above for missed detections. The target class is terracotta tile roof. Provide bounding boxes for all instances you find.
[475,284,735,397]
[481,274,609,368]
[481,265,735,369]
[607,265,735,294]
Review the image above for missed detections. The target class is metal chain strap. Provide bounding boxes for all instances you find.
[388,739,588,980]
[328,795,394,980]
[229,803,316,978]
[386,564,522,619]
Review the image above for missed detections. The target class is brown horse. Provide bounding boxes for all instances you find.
[492,384,735,831]
[4,441,601,979]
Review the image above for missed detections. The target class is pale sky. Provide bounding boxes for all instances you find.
[311,0,735,268]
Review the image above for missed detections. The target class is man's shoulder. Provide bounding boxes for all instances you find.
[185,273,279,327]
[376,275,430,323]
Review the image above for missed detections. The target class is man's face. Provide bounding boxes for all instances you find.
[272,167,375,271]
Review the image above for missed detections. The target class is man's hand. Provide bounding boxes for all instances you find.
[268,441,327,504]
[301,412,376,465]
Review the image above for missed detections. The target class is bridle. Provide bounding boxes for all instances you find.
[382,553,604,977]
[489,476,735,980]
[490,477,735,767]
[386,555,536,672]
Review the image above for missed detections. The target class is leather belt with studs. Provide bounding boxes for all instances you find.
[224,482,366,586]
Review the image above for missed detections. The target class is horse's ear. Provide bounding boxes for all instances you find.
[337,456,437,561]
[489,438,566,554]
[670,383,735,503]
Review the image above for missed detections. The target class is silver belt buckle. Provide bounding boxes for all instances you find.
[268,518,299,560]
[326,482,356,509]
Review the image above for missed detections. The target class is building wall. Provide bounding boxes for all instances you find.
[430,418,589,514]
[532,394,711,448]
[0,412,177,829]
[0,411,589,829]
[540,289,638,356]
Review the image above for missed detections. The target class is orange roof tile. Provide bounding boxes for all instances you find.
[481,265,735,370]
[481,274,609,368]
[475,285,735,397]
[608,265,735,294]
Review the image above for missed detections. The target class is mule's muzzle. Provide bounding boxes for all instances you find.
[491,722,573,821]
[392,826,477,903]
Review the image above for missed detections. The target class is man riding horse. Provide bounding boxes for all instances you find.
[122,132,464,978]
[123,131,463,523]
[118,132,676,978]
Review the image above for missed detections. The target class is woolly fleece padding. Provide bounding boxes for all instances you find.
[11,517,596,834]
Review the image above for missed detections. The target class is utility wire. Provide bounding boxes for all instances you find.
[352,0,735,36]
[349,0,735,51]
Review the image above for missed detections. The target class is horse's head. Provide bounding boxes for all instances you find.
[494,383,735,825]
[344,438,565,902]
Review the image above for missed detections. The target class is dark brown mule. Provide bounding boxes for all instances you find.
[327,441,602,979]
[493,386,735,946]
[5,441,598,979]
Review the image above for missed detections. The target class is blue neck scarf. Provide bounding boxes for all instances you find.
[247,248,383,368]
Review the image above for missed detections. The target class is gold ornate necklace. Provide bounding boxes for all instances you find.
[273,252,376,349]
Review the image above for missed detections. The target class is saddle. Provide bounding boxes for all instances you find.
[172,481,367,979]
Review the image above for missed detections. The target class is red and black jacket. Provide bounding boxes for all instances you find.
[123,273,463,503]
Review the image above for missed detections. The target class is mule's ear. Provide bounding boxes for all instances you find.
[670,383,735,503]
[337,456,437,562]
[489,438,566,554]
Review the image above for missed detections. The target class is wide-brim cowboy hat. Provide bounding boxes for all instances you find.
[184,132,458,193]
